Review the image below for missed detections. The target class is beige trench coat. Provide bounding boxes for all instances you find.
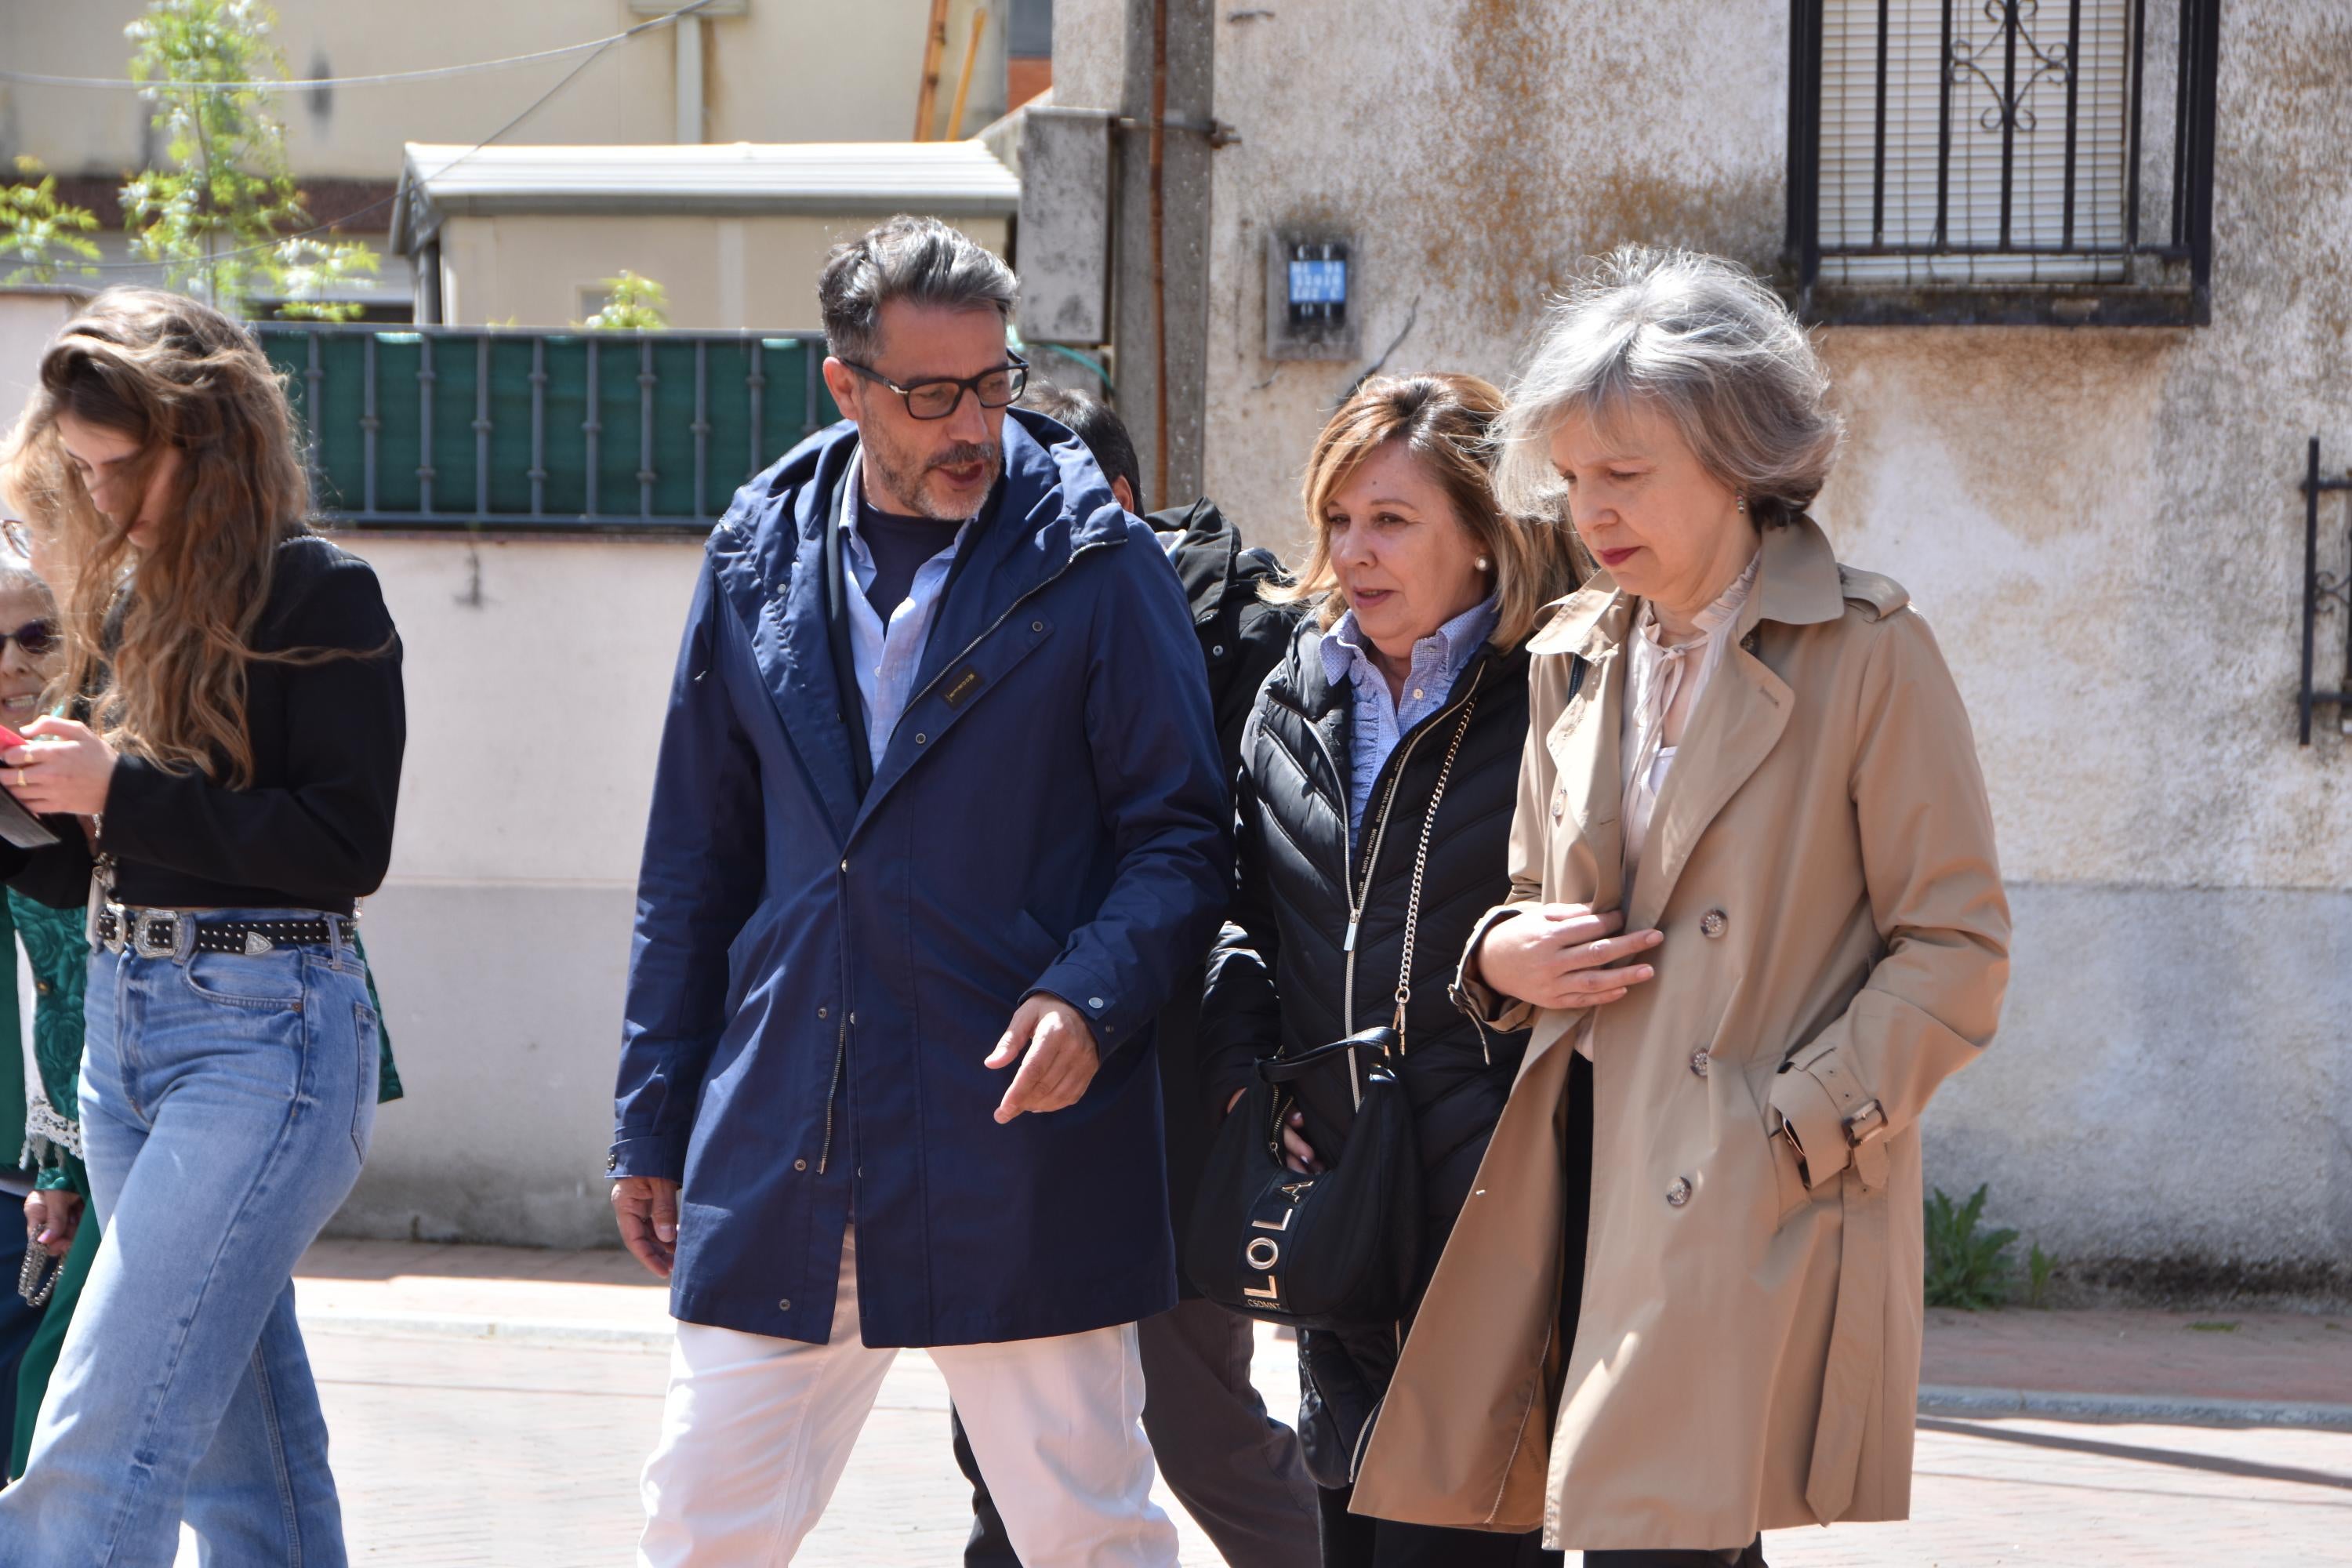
[1348,517,2009,1551]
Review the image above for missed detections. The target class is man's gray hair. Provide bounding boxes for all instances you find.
[818,215,1018,365]
[1495,247,1842,528]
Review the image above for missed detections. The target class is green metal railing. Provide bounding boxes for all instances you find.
[254,324,840,532]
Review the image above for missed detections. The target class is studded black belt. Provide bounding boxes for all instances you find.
[93,905,351,959]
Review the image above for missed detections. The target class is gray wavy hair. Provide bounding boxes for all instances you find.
[1494,247,1842,529]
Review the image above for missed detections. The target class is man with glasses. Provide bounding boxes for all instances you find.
[612,215,1226,1566]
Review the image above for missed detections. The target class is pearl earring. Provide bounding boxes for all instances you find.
[1476,556,1491,570]
[1736,496,1748,513]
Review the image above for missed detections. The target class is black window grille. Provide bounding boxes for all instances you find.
[1787,0,2220,325]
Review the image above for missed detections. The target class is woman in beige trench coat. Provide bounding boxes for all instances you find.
[1348,249,2010,1563]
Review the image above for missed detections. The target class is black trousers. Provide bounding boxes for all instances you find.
[1585,1542,1766,1567]
[1316,1481,1559,1568]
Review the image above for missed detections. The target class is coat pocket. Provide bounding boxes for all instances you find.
[1740,1062,1813,1229]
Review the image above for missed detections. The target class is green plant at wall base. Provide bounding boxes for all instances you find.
[2025,1243,2054,1308]
[1923,1185,2019,1310]
[122,0,377,319]
[0,159,103,285]
[582,271,672,332]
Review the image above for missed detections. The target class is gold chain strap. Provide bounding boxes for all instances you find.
[1391,697,1479,1041]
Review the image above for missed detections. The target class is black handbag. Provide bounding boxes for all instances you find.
[1185,699,1479,1330]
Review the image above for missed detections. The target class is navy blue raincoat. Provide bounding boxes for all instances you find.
[611,411,1230,1347]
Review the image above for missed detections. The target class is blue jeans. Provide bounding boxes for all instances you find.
[0,915,379,1567]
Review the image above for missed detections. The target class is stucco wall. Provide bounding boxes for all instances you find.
[334,535,703,1247]
[1181,0,2352,1279]
[434,211,1010,331]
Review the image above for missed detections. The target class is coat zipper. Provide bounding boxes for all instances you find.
[815,535,1120,1174]
[893,539,1116,720]
[1269,657,1490,1106]
[816,1012,847,1174]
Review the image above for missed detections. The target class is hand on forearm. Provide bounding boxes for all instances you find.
[1475,904,1664,1011]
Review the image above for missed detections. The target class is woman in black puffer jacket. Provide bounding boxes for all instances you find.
[1199,373,1581,1568]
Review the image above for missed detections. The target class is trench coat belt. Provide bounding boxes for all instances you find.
[1801,1056,1893,1525]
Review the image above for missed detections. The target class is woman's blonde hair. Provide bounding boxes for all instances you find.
[1265,372,1580,647]
[30,286,323,789]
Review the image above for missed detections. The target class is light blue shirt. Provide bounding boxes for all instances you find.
[1318,594,1500,848]
[840,470,975,772]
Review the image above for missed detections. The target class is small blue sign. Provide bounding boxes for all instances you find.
[1288,258,1348,307]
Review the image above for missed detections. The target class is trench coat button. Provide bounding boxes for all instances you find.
[1667,1177,1692,1207]
[793,1159,808,1172]
[914,732,927,746]
[1690,1048,1711,1077]
[848,1012,857,1025]
[1212,644,1226,658]
[1700,909,1728,938]
[1087,996,1106,1010]
[778,1298,791,1312]
[817,1006,828,1019]
[1031,619,1045,633]
[840,858,849,875]
[1551,790,1566,820]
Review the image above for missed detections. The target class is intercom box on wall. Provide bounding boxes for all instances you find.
[1265,234,1359,361]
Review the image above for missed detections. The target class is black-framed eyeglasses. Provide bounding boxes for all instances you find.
[839,354,1029,420]
[0,621,55,658]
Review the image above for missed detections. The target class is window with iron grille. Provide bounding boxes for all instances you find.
[1786,0,2220,325]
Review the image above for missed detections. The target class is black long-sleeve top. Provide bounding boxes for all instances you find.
[2,534,405,916]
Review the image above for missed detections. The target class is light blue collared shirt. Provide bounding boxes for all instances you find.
[1318,594,1500,848]
[840,470,975,772]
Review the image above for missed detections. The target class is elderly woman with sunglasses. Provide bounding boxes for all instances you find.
[0,422,100,1483]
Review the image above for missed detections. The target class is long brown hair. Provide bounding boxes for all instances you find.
[1265,372,1581,647]
[31,287,314,788]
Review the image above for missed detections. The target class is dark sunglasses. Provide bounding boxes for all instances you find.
[0,621,56,658]
[839,354,1029,420]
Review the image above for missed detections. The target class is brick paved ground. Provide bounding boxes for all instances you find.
[154,1243,2350,1566]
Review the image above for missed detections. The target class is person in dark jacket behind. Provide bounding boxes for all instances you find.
[1199,373,1581,1568]
[943,383,1319,1568]
[611,217,1230,1566]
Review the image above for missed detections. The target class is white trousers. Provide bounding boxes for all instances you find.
[637,1227,1179,1567]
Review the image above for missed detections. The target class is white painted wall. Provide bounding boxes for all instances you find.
[339,534,704,1246]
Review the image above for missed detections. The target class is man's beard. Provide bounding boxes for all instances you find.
[865,428,1003,521]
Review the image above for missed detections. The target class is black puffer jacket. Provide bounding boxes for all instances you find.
[1198,615,1533,1479]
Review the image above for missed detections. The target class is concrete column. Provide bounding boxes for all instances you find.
[1106,0,1214,511]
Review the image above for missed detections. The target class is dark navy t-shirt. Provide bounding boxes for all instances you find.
[858,488,963,620]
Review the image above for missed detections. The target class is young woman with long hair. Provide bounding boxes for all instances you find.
[0,287,405,1567]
